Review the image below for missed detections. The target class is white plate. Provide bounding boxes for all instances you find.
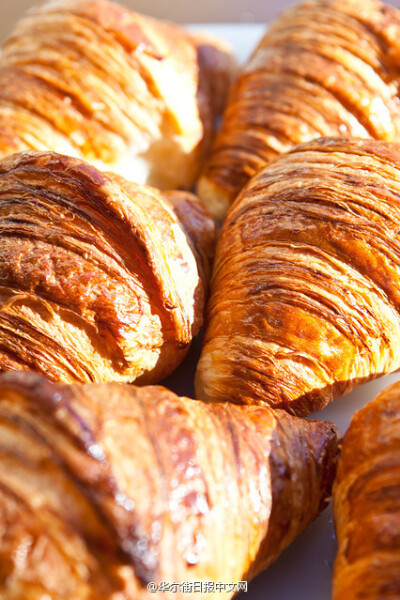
[162,24,400,600]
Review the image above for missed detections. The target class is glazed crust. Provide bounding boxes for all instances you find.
[0,0,236,190]
[196,138,400,416]
[197,0,400,219]
[333,382,400,600]
[0,150,216,384]
[0,371,339,600]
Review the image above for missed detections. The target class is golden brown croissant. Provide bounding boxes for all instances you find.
[0,150,216,383]
[196,138,400,416]
[0,371,340,600]
[333,381,400,600]
[0,0,236,190]
[197,0,400,219]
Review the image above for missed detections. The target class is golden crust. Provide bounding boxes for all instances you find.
[196,138,400,415]
[198,0,400,219]
[0,150,216,384]
[0,371,339,599]
[0,0,236,190]
[333,381,400,600]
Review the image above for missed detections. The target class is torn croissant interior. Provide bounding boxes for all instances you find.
[0,0,236,190]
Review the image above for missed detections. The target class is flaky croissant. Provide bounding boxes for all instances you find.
[197,0,400,219]
[333,381,400,600]
[0,0,235,190]
[0,371,339,600]
[0,150,215,383]
[196,138,400,416]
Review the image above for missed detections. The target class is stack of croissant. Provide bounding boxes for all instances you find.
[0,0,400,598]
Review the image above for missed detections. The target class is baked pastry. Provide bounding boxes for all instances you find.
[0,150,216,383]
[197,0,400,219]
[333,381,400,600]
[0,0,235,190]
[0,371,340,599]
[196,138,400,416]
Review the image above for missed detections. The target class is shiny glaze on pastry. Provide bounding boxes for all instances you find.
[198,0,400,219]
[0,150,216,383]
[333,381,400,599]
[0,371,339,599]
[196,138,400,415]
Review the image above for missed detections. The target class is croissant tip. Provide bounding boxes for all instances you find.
[193,30,238,117]
[307,419,342,508]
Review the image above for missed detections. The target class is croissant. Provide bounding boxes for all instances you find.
[333,381,400,600]
[196,137,400,416]
[0,371,339,599]
[197,0,400,219]
[0,0,236,190]
[0,150,216,383]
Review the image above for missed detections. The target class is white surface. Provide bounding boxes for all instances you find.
[175,24,400,600]
[188,24,266,64]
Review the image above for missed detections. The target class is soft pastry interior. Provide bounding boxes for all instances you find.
[0,371,340,600]
[0,150,216,384]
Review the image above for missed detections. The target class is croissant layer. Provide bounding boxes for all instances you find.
[0,371,339,599]
[333,382,400,600]
[196,138,400,415]
[197,0,400,219]
[0,0,235,190]
[0,150,216,384]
